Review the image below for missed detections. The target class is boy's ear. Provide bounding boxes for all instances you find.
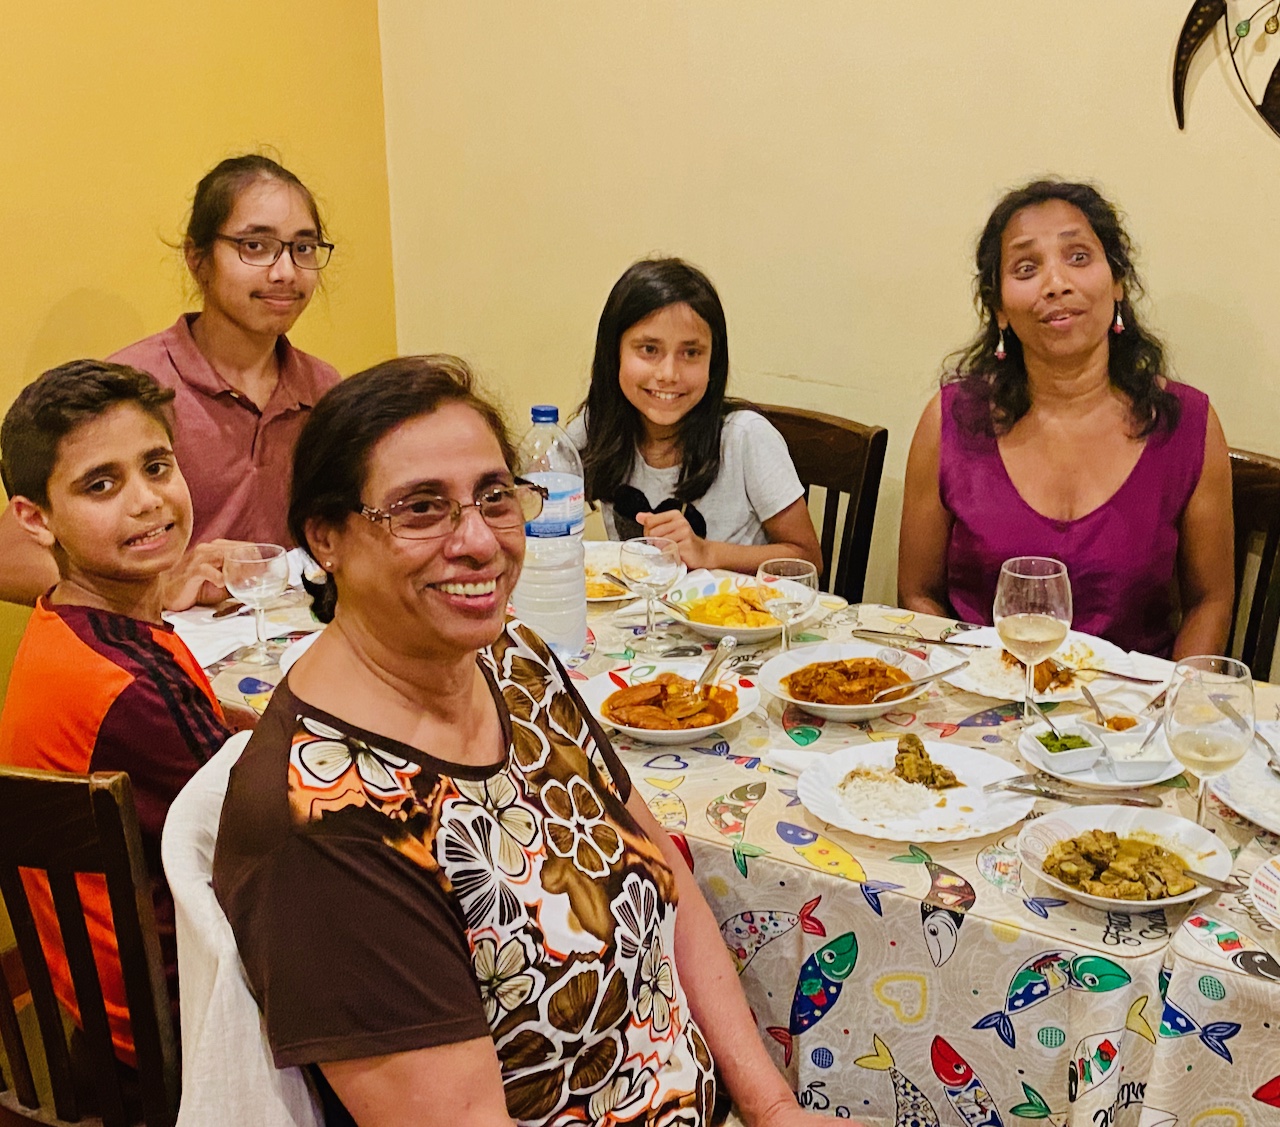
[10,497,56,549]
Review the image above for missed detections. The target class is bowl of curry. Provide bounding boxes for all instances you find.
[757,641,936,721]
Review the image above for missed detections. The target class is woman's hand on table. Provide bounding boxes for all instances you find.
[162,538,253,611]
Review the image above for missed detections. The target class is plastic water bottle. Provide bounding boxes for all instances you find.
[511,406,588,656]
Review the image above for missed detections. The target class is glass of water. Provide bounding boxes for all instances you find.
[756,558,818,651]
[223,543,290,664]
[619,537,682,655]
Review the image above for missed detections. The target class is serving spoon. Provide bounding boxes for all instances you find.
[871,660,969,703]
[695,636,737,692]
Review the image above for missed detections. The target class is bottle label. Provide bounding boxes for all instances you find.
[525,472,585,538]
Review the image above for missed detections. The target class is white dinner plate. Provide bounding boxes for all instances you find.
[584,541,688,602]
[576,661,761,746]
[942,626,1133,702]
[1017,805,1231,911]
[1018,724,1184,790]
[757,641,936,721]
[278,629,323,676]
[663,574,825,642]
[1208,722,1280,836]
[796,741,1034,843]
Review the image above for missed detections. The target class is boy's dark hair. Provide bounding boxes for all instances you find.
[1,360,176,506]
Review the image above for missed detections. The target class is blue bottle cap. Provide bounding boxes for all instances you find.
[531,405,560,423]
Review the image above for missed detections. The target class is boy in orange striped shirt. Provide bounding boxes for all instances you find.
[0,360,230,1068]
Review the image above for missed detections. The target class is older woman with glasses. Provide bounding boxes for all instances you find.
[212,355,841,1127]
[0,154,340,607]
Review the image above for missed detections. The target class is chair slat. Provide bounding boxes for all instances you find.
[0,947,37,1109]
[755,403,888,602]
[1230,449,1280,681]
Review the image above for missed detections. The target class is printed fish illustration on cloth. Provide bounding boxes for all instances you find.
[720,896,825,975]
[766,931,859,1065]
[892,843,977,966]
[930,1036,1003,1127]
[973,950,1130,1048]
[976,839,1068,919]
[777,822,902,914]
[1158,995,1240,1061]
[855,1034,940,1127]
[706,781,769,875]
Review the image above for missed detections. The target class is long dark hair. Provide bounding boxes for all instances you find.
[943,179,1178,437]
[580,257,741,505]
[289,355,516,622]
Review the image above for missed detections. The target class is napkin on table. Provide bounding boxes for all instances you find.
[164,606,258,668]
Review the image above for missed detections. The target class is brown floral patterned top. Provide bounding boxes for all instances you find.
[214,620,716,1126]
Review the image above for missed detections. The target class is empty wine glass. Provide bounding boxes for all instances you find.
[993,556,1072,724]
[619,537,682,655]
[223,543,290,664]
[756,558,818,652]
[1165,655,1254,826]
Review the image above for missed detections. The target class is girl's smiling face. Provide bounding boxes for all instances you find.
[617,302,712,442]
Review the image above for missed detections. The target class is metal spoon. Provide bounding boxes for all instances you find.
[695,636,737,692]
[1026,696,1062,737]
[871,661,969,703]
[1080,684,1107,726]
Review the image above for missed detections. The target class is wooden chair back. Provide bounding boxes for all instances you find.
[754,403,888,602]
[1230,448,1280,682]
[0,767,179,1127]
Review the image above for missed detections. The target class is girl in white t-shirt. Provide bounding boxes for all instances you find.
[570,257,822,573]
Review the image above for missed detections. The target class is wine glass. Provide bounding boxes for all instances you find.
[223,543,290,664]
[619,537,682,655]
[756,558,818,652]
[993,556,1072,724]
[1165,656,1254,826]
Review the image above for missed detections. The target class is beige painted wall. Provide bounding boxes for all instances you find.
[0,1,397,695]
[380,0,1280,602]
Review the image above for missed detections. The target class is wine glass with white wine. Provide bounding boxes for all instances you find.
[993,556,1072,724]
[619,536,683,655]
[223,543,290,665]
[756,558,818,652]
[1165,656,1254,827]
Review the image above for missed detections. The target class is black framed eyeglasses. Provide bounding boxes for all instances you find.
[214,234,334,270]
[358,480,548,541]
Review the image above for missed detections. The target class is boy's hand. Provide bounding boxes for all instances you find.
[163,539,254,611]
[637,510,714,570]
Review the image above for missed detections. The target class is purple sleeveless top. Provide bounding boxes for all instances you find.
[939,380,1209,657]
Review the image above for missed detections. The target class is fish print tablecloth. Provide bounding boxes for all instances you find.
[211,590,1280,1127]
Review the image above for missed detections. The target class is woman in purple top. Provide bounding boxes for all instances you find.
[899,180,1233,658]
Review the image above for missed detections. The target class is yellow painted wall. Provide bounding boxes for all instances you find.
[380,0,1280,604]
[0,1,397,696]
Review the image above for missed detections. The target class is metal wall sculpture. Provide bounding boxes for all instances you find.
[1175,1,1280,137]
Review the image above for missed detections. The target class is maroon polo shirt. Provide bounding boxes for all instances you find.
[110,314,341,546]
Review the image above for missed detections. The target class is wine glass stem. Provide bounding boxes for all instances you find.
[254,606,268,658]
[1196,777,1211,826]
[1024,660,1035,726]
[645,594,655,648]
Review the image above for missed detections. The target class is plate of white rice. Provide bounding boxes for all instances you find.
[796,740,1035,843]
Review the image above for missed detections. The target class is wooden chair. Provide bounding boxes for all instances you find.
[0,767,179,1127]
[1230,448,1280,682]
[754,403,888,602]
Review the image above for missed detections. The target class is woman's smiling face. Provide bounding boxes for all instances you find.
[998,198,1123,368]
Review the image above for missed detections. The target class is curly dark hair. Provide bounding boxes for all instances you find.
[943,179,1178,438]
[579,257,746,506]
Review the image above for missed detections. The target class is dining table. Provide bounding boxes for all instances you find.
[202,573,1280,1127]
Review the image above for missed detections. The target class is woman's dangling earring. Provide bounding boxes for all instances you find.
[1112,304,1125,334]
[995,328,1007,361]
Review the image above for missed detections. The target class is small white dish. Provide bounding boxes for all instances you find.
[1019,721,1183,790]
[1080,719,1174,782]
[758,641,935,721]
[1018,805,1231,911]
[576,661,761,746]
[1017,721,1104,774]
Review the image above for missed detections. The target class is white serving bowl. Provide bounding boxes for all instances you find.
[576,661,761,746]
[757,641,935,721]
[1016,720,1104,774]
[662,575,823,643]
[1018,805,1231,911]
